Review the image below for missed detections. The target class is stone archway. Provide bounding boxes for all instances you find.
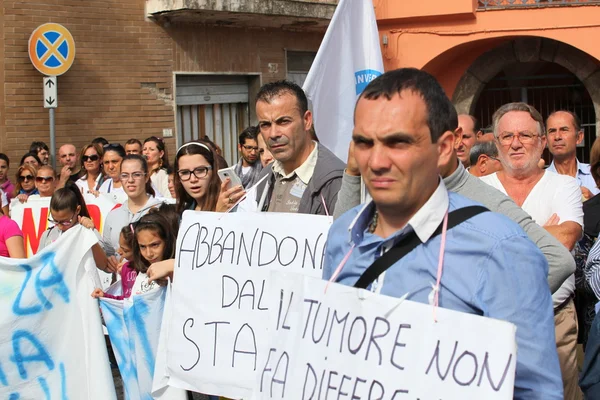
[452,37,600,132]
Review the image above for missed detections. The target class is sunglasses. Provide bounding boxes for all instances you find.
[36,176,55,183]
[104,143,122,149]
[18,175,34,182]
[82,155,100,162]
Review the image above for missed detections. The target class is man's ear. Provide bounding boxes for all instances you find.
[437,131,456,171]
[303,110,313,132]
[453,126,463,150]
[478,154,488,174]
[576,129,584,146]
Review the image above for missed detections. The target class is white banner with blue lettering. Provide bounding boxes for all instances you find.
[303,0,384,162]
[100,282,186,400]
[0,226,117,399]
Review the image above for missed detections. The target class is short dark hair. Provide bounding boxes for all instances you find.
[125,138,142,147]
[547,110,582,132]
[256,80,308,116]
[359,68,458,142]
[30,141,49,154]
[239,126,259,145]
[92,137,109,147]
[462,115,481,133]
[469,141,498,166]
[0,153,10,167]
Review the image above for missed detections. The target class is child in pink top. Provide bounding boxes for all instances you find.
[0,215,24,258]
[92,225,136,300]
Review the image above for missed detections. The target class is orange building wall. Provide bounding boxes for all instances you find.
[375,3,600,98]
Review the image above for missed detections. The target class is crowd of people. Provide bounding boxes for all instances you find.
[5,70,600,398]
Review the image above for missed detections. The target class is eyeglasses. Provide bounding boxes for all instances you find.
[82,155,100,162]
[18,175,34,182]
[242,145,259,152]
[36,176,55,183]
[119,172,146,181]
[497,131,540,146]
[48,212,77,227]
[178,166,212,181]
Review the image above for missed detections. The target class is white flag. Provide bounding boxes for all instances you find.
[303,0,384,162]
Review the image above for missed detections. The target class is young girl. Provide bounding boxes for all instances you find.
[91,225,136,299]
[102,154,163,267]
[92,212,174,298]
[38,182,110,273]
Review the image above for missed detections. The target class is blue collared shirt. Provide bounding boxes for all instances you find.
[323,182,562,399]
[548,159,599,195]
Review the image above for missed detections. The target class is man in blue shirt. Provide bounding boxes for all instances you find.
[322,68,562,398]
[546,110,599,200]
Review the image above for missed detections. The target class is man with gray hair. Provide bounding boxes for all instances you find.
[480,102,583,400]
[469,141,502,177]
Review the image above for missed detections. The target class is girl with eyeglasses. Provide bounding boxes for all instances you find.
[175,141,244,214]
[37,182,111,273]
[12,164,39,204]
[98,143,128,203]
[143,136,171,199]
[102,154,164,272]
[76,143,106,194]
[34,165,56,198]
[146,141,245,285]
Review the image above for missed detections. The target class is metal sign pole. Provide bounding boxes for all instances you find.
[49,108,56,170]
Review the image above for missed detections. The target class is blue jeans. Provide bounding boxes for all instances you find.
[581,309,600,398]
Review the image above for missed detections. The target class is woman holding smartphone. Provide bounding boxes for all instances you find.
[174,141,245,214]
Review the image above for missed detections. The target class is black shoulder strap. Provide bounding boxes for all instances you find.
[353,205,488,289]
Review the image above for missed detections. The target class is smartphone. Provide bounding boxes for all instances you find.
[217,166,243,189]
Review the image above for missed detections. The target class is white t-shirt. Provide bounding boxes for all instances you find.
[150,169,172,199]
[241,165,251,176]
[99,178,164,204]
[98,179,128,204]
[0,189,7,208]
[76,174,103,193]
[481,171,583,307]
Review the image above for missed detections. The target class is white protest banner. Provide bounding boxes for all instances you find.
[100,286,186,400]
[0,226,116,399]
[10,193,120,256]
[162,211,331,398]
[254,272,517,400]
[303,0,384,162]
